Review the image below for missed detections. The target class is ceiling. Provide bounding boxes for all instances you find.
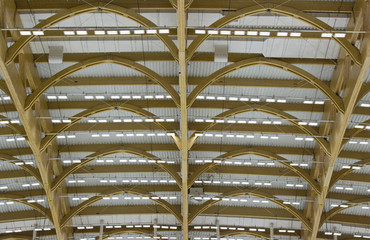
[0,0,369,240]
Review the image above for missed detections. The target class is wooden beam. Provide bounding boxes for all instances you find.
[177,0,189,238]
[14,0,355,12]
[0,143,365,160]
[305,1,370,238]
[1,205,368,229]
[16,52,337,65]
[0,1,69,239]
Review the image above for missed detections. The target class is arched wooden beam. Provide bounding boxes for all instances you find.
[5,2,178,64]
[60,187,182,227]
[25,55,180,110]
[188,104,331,155]
[40,102,180,152]
[99,229,155,240]
[186,4,361,65]
[329,157,370,189]
[51,145,181,192]
[0,115,25,135]
[342,119,370,147]
[0,80,10,96]
[0,234,33,240]
[319,197,370,227]
[188,189,312,231]
[0,194,52,223]
[355,83,369,105]
[188,148,320,194]
[217,231,270,240]
[0,153,42,183]
[187,57,344,113]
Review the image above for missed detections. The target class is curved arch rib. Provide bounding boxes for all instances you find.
[0,194,52,223]
[186,4,361,65]
[188,148,320,194]
[217,231,270,239]
[188,189,312,231]
[342,119,370,148]
[60,187,182,227]
[329,157,370,189]
[40,102,179,152]
[319,197,370,227]
[25,55,180,110]
[6,3,178,64]
[187,57,344,113]
[99,229,154,240]
[0,115,25,135]
[51,145,181,192]
[0,154,42,183]
[188,104,331,155]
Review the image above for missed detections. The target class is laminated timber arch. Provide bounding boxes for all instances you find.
[342,119,370,147]
[98,229,155,240]
[188,148,321,194]
[188,104,331,156]
[40,102,180,152]
[186,4,361,65]
[187,58,344,113]
[188,189,313,231]
[25,55,180,110]
[52,145,181,191]
[217,231,270,240]
[329,157,370,189]
[0,115,24,135]
[60,187,182,227]
[0,194,52,223]
[319,198,370,227]
[0,153,42,183]
[5,2,179,64]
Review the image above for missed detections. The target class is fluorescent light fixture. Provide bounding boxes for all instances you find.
[146,29,157,34]
[334,33,346,38]
[134,29,145,34]
[315,100,325,104]
[266,98,275,102]
[119,30,130,34]
[220,30,231,35]
[247,31,258,36]
[58,95,67,99]
[195,29,206,34]
[84,95,93,99]
[234,30,245,35]
[321,32,333,38]
[33,31,44,35]
[20,31,32,35]
[208,30,218,34]
[107,30,118,35]
[259,31,270,36]
[277,32,288,36]
[76,30,87,35]
[159,29,170,34]
[63,31,75,35]
[303,100,313,104]
[94,30,105,35]
[290,32,301,37]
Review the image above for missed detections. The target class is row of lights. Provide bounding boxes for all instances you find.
[67,178,177,184]
[71,195,177,201]
[192,196,271,204]
[194,180,271,186]
[194,29,347,38]
[196,95,325,105]
[2,228,51,234]
[329,203,370,209]
[196,132,317,142]
[19,29,171,36]
[354,234,370,238]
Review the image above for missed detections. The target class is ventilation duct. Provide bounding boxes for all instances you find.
[214,45,228,63]
[48,46,63,64]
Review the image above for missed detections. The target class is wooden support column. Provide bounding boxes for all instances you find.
[0,0,70,239]
[304,1,369,239]
[177,0,189,238]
